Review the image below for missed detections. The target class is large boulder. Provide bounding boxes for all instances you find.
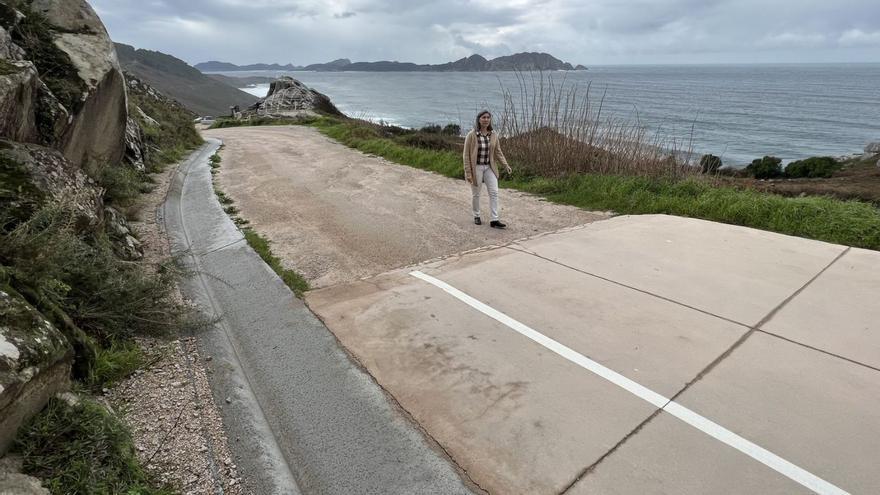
[0,288,73,455]
[28,0,128,171]
[865,142,880,154]
[248,76,342,117]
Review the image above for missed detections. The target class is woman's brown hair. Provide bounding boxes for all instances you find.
[474,110,493,132]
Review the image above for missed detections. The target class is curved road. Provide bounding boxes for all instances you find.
[163,139,479,494]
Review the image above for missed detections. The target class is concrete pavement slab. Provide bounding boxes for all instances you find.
[673,332,880,494]
[761,247,880,369]
[421,246,749,397]
[515,215,846,325]
[568,411,812,495]
[307,271,661,495]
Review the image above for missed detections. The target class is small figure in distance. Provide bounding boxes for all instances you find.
[462,110,512,229]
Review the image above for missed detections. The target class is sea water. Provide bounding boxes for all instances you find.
[224,64,880,166]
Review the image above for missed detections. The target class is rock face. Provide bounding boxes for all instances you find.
[0,0,149,457]
[29,0,128,171]
[0,141,104,230]
[0,455,50,495]
[0,288,73,455]
[865,142,880,154]
[248,76,342,117]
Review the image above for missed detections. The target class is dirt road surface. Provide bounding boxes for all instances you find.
[204,126,608,288]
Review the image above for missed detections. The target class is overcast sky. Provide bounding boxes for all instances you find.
[90,0,880,66]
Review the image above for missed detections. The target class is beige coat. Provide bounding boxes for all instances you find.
[462,130,510,186]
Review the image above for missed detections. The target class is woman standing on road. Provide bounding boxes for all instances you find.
[463,110,512,229]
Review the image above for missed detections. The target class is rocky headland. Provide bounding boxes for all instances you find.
[196,51,587,72]
[239,75,343,118]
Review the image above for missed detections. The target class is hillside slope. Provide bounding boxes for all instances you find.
[115,43,258,116]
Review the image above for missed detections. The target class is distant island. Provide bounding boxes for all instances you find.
[195,52,588,73]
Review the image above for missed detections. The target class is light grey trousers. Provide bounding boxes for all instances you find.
[471,164,499,221]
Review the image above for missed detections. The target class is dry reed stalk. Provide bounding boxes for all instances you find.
[498,71,699,178]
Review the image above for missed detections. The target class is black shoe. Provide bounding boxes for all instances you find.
[490,220,507,229]
[474,217,482,225]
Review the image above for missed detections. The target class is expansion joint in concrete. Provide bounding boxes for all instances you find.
[669,246,851,401]
[558,407,667,495]
[757,329,880,373]
[504,244,750,329]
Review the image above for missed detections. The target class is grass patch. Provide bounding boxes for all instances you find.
[210,115,319,129]
[0,203,190,354]
[242,228,309,297]
[511,175,880,249]
[88,340,145,389]
[97,165,153,206]
[306,118,880,250]
[127,81,203,172]
[208,150,307,295]
[312,118,463,179]
[14,396,173,495]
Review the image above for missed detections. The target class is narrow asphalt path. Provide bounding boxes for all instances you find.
[162,139,477,495]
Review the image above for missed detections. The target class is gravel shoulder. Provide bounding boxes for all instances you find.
[107,156,246,495]
[205,125,609,288]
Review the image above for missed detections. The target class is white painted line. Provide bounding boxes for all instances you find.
[409,270,850,495]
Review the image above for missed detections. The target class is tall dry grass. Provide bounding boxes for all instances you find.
[497,71,699,178]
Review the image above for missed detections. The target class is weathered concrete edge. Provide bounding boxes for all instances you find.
[161,139,302,495]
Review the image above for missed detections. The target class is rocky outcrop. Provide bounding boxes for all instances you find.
[865,142,880,154]
[123,116,146,172]
[0,141,104,230]
[0,455,49,494]
[0,0,151,458]
[104,205,143,260]
[248,76,342,117]
[0,25,25,61]
[28,0,128,171]
[0,288,73,455]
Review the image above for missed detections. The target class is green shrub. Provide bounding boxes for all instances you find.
[745,156,783,179]
[97,165,152,205]
[396,132,460,152]
[419,124,442,134]
[700,154,722,174]
[15,397,173,495]
[442,123,461,136]
[784,156,840,178]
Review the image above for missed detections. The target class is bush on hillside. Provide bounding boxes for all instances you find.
[396,132,461,152]
[442,124,461,136]
[419,124,442,134]
[700,154,722,174]
[745,156,783,179]
[784,156,840,178]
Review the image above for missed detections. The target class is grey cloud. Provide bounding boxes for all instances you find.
[90,0,880,66]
